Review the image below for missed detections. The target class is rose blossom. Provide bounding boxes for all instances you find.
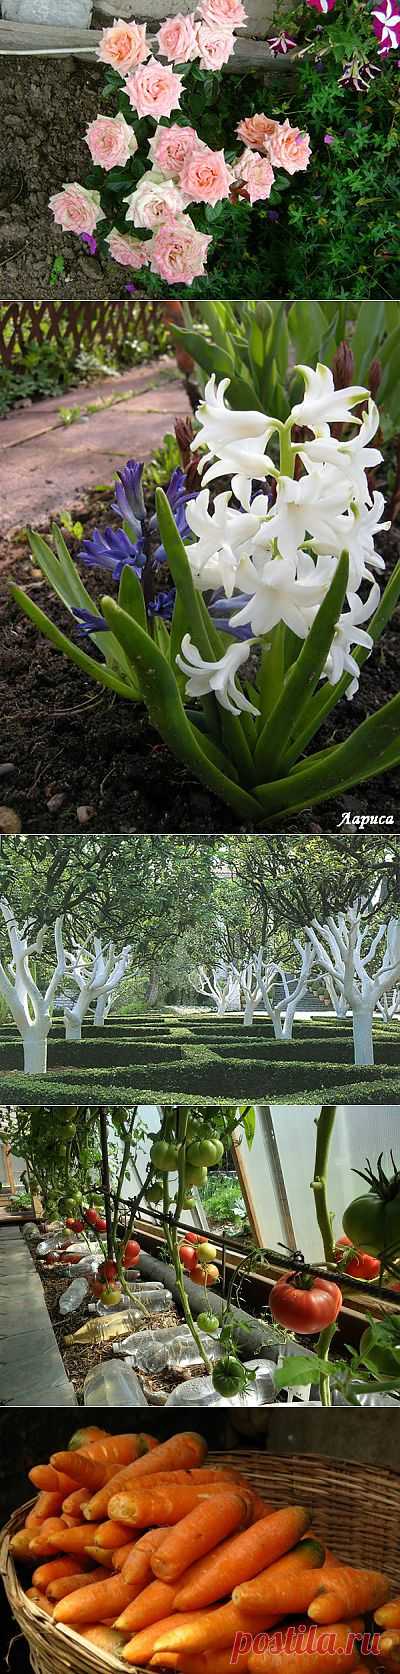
[180,143,233,204]
[105,228,150,268]
[96,19,149,73]
[196,23,236,66]
[148,123,199,178]
[198,0,247,28]
[149,215,211,283]
[234,147,275,203]
[124,58,183,119]
[236,113,279,150]
[268,119,311,174]
[85,113,137,171]
[124,172,187,229]
[49,183,105,235]
[157,12,198,62]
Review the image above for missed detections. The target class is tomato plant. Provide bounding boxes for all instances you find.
[269,1272,342,1334]
[343,1154,400,1260]
[334,1236,380,1282]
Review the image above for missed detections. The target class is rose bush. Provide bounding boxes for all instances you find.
[49,5,310,290]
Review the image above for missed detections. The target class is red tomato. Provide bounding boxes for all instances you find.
[334,1236,380,1281]
[123,1240,141,1267]
[179,1242,198,1272]
[191,1262,220,1287]
[67,1252,85,1265]
[184,1232,203,1245]
[269,1272,342,1334]
[98,1259,118,1283]
[43,1253,58,1266]
[95,1217,108,1233]
[84,1208,100,1228]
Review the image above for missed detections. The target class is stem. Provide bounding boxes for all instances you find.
[318,1322,336,1407]
[280,420,295,480]
[99,1108,114,1262]
[162,1164,212,1375]
[311,1106,337,1262]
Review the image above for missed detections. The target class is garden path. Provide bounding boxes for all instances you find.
[0,1227,77,1405]
[0,358,190,542]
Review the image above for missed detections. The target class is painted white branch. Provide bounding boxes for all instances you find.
[0,897,66,1073]
[306,902,400,1066]
[238,949,264,1027]
[190,964,239,1016]
[62,936,132,1041]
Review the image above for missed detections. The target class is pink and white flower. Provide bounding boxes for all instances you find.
[268,32,296,53]
[180,143,233,204]
[124,172,187,228]
[96,19,149,74]
[198,0,247,28]
[149,215,211,283]
[195,23,236,67]
[85,113,137,172]
[371,0,400,51]
[157,12,198,61]
[49,182,105,235]
[124,58,184,119]
[148,123,199,178]
[268,120,311,174]
[306,0,337,11]
[105,228,150,268]
[236,113,279,151]
[234,148,275,203]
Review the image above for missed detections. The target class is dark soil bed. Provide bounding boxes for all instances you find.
[33,1258,182,1403]
[0,486,399,832]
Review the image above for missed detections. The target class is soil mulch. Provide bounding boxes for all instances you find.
[34,1260,182,1403]
[1,448,399,832]
[0,59,129,300]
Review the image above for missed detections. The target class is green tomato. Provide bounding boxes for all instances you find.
[360,1324,400,1379]
[185,1165,208,1188]
[210,1139,224,1164]
[186,1139,220,1168]
[343,1192,400,1258]
[150,1140,180,1173]
[212,1356,248,1399]
[146,1183,163,1206]
[197,1311,219,1335]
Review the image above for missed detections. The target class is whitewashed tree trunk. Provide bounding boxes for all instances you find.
[190,964,239,1015]
[352,1008,374,1068]
[62,936,132,1042]
[94,993,113,1026]
[306,902,400,1069]
[0,897,66,1076]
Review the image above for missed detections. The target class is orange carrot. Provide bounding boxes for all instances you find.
[112,1539,140,1571]
[50,1449,114,1493]
[32,1557,87,1589]
[308,1565,390,1623]
[47,1567,110,1601]
[175,1506,311,1612]
[26,1492,64,1527]
[117,1579,177,1633]
[110,1483,209,1529]
[93,1520,135,1552]
[9,1531,36,1563]
[52,1573,143,1627]
[28,1518,68,1558]
[380,1633,400,1656]
[83,1433,159,1466]
[376,1602,400,1629]
[248,1623,362,1674]
[150,1655,251,1674]
[79,1626,129,1651]
[122,1528,169,1587]
[153,1490,250,1584]
[233,1539,325,1615]
[86,1544,115,1569]
[84,1433,207,1523]
[123,1604,279,1662]
[29,1466,77,1496]
[25,1588,54,1617]
[46,1523,104,1556]
[68,1425,109,1451]
[62,1487,91,1517]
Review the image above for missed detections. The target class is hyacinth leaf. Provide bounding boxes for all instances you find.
[351,301,386,382]
[170,325,235,381]
[255,687,400,824]
[29,525,121,671]
[376,323,400,405]
[287,302,330,369]
[195,301,238,356]
[118,563,148,635]
[10,584,140,701]
[284,557,400,765]
[152,616,171,660]
[100,595,263,821]
[253,551,349,781]
[155,487,223,662]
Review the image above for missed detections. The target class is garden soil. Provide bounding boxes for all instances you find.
[0,504,399,833]
[31,1259,200,1403]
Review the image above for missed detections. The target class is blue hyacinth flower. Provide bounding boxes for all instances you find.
[148,587,176,621]
[112,459,146,534]
[72,606,108,642]
[79,525,146,582]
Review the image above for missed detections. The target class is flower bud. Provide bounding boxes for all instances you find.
[332,339,354,390]
[255,301,272,332]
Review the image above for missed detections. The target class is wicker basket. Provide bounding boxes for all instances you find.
[1,1452,400,1674]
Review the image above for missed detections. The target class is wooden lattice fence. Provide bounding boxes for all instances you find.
[0,301,168,368]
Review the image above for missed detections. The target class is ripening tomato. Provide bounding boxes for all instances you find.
[84,1208,101,1228]
[191,1262,219,1287]
[100,1285,122,1307]
[334,1236,380,1282]
[269,1272,342,1334]
[98,1260,118,1283]
[179,1242,198,1273]
[123,1241,141,1268]
[195,1241,217,1265]
[96,1217,108,1234]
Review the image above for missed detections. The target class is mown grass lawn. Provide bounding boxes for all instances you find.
[0,1014,399,1104]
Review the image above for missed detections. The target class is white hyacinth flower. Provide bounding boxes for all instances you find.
[290,363,368,434]
[253,467,353,566]
[193,376,278,507]
[185,488,268,596]
[298,400,382,500]
[323,583,380,698]
[231,551,335,639]
[344,492,390,590]
[176,634,260,716]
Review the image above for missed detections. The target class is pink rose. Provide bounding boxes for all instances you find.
[124,173,187,228]
[125,57,183,119]
[149,215,211,283]
[180,143,232,204]
[106,228,150,268]
[85,113,137,172]
[157,12,198,62]
[198,0,247,27]
[234,147,275,203]
[236,113,279,151]
[268,119,311,174]
[97,18,149,74]
[49,182,105,235]
[195,22,236,66]
[149,123,199,178]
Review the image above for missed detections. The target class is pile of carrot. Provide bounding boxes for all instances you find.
[7,1424,399,1674]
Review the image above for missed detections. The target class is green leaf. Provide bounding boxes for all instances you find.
[351,302,386,382]
[242,1105,256,1148]
[255,685,400,822]
[287,302,329,367]
[284,557,400,762]
[118,564,148,635]
[273,1356,323,1391]
[29,526,116,667]
[254,552,349,781]
[10,584,140,701]
[156,487,222,662]
[170,325,234,381]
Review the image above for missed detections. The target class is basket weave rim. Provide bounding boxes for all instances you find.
[1,1452,399,1674]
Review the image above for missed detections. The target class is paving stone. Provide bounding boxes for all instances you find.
[0,1227,77,1407]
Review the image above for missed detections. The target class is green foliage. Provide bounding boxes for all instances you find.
[199,1171,248,1230]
